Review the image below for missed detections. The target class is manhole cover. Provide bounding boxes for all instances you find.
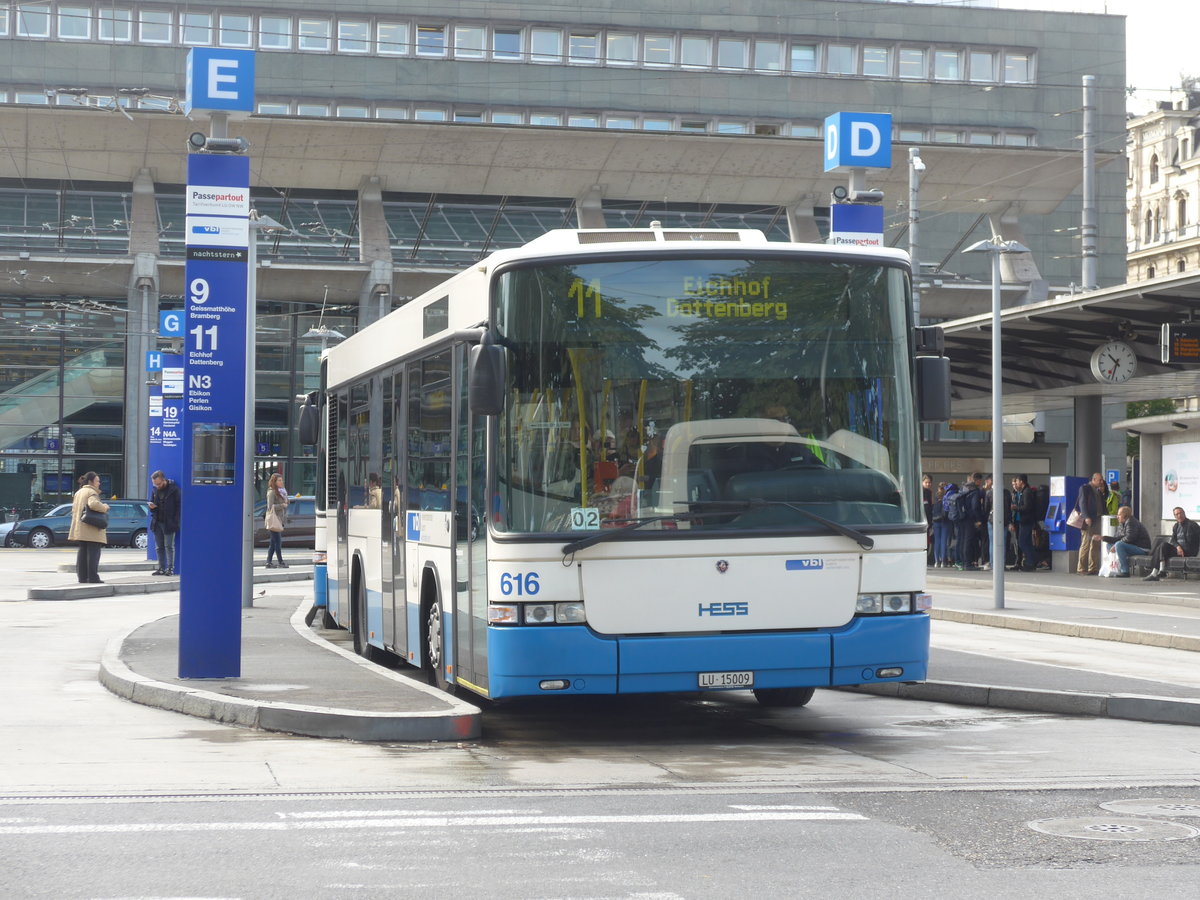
[1099,799,1200,818]
[1028,817,1200,842]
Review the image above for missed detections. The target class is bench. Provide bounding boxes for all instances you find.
[1128,553,1200,579]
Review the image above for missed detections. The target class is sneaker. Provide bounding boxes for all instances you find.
[164,569,174,577]
[1142,572,1161,582]
[954,563,965,570]
[278,561,289,568]
[1114,572,1130,578]
[981,563,991,571]
[151,569,164,576]
[266,562,278,569]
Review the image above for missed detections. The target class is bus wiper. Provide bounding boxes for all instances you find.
[688,499,875,551]
[560,510,737,556]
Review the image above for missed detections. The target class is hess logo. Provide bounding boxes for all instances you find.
[698,602,749,617]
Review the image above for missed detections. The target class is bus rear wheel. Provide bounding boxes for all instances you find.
[752,687,815,708]
[425,598,450,693]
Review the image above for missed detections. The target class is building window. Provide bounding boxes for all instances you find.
[377,22,407,55]
[644,34,673,67]
[680,120,707,133]
[1179,259,1187,273]
[898,48,926,79]
[296,103,330,117]
[643,118,671,131]
[491,111,523,124]
[790,44,818,73]
[754,124,781,136]
[454,110,483,123]
[16,3,51,38]
[530,28,560,62]
[299,19,331,52]
[180,12,212,46]
[969,133,995,145]
[899,128,926,143]
[338,21,370,53]
[1004,52,1032,83]
[862,46,890,76]
[338,105,369,118]
[606,32,637,65]
[529,113,561,126]
[606,116,636,129]
[969,51,995,82]
[827,44,856,75]
[1179,197,1189,228]
[414,108,447,121]
[717,122,747,134]
[1003,133,1033,147]
[454,25,485,58]
[1147,265,1155,278]
[1144,210,1152,242]
[680,36,711,68]
[717,38,747,70]
[416,25,446,56]
[259,16,292,50]
[1149,154,1159,184]
[98,8,132,41]
[257,101,290,115]
[569,32,599,63]
[493,28,522,60]
[58,5,90,40]
[568,114,599,128]
[219,13,251,47]
[376,107,408,119]
[0,8,7,36]
[15,91,50,104]
[934,50,962,80]
[138,9,172,43]
[754,40,783,72]
[934,130,963,143]
[790,124,820,138]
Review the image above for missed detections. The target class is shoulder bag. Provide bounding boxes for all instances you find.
[1065,508,1086,530]
[265,505,284,533]
[80,507,108,529]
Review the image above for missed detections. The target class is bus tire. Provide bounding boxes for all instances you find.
[425,596,450,693]
[351,575,368,658]
[752,687,815,708]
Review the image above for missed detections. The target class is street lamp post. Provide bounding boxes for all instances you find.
[964,236,1030,610]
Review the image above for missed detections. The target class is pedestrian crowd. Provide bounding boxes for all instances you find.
[924,472,1052,572]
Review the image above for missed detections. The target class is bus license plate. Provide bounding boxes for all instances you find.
[698,670,754,689]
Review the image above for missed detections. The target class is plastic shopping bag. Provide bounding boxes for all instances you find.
[1098,546,1120,578]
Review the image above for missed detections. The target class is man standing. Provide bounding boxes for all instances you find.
[955,472,984,570]
[1074,472,1105,575]
[149,470,181,576]
[1009,474,1038,572]
[1142,506,1200,582]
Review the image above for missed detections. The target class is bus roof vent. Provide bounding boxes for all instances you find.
[576,230,656,244]
[662,231,743,242]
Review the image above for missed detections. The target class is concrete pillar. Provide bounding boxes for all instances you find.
[1073,395,1103,475]
[357,176,392,263]
[357,259,395,327]
[1138,431,1165,532]
[786,201,821,243]
[123,170,159,499]
[576,185,605,229]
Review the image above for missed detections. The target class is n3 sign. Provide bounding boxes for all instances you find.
[824,112,893,171]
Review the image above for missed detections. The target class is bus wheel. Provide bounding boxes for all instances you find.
[752,687,815,708]
[425,598,450,692]
[351,580,368,657]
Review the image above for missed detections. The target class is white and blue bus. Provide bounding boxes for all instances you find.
[303,225,949,706]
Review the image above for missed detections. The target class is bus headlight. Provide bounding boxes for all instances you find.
[524,603,557,624]
[882,593,910,613]
[856,594,883,614]
[488,604,520,624]
[555,602,586,624]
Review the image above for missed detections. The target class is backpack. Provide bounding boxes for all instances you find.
[943,487,962,521]
[955,487,974,523]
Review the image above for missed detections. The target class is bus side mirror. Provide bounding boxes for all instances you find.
[297,392,320,445]
[469,332,506,416]
[916,355,951,423]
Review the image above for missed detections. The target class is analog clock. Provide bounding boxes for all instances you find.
[1090,340,1137,384]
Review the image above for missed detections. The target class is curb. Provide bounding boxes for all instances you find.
[30,568,313,600]
[926,574,1200,610]
[97,600,482,742]
[929,608,1200,653]
[842,680,1200,727]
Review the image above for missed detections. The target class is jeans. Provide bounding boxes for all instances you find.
[154,526,176,573]
[267,530,284,564]
[1017,523,1037,571]
[933,521,951,563]
[1113,540,1150,574]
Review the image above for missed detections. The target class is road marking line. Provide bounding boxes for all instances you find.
[278,809,536,819]
[0,811,866,836]
[729,805,840,811]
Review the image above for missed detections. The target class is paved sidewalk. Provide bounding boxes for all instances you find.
[2,547,1198,738]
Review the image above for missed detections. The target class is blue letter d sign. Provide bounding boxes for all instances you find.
[824,112,893,171]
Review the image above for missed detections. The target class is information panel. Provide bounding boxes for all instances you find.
[179,152,250,678]
[147,352,184,569]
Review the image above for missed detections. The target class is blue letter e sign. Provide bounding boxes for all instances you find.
[824,112,893,171]
[185,48,255,114]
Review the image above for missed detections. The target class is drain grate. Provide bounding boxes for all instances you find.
[1099,798,1200,818]
[1028,817,1200,842]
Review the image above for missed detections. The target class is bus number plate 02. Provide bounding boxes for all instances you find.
[698,670,754,689]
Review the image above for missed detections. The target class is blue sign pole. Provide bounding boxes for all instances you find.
[179,153,251,678]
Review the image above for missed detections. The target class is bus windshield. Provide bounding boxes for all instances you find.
[493,254,920,536]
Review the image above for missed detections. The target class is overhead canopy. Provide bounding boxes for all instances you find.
[0,108,1109,216]
[941,270,1200,417]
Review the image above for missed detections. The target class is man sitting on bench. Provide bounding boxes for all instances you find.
[1142,506,1200,582]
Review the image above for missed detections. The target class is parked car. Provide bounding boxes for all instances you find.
[3,504,73,547]
[9,500,151,550]
[253,495,316,548]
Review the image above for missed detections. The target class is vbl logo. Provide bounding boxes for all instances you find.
[698,601,749,617]
[787,558,824,570]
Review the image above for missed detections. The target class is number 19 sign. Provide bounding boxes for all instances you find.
[179,152,251,678]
